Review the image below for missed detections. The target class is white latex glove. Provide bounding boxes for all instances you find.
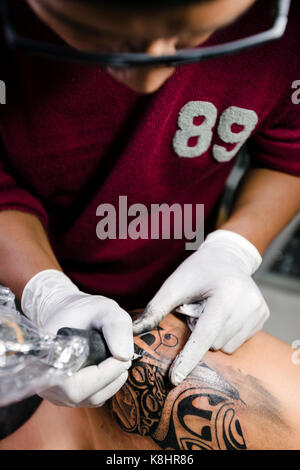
[133,229,269,386]
[21,269,134,407]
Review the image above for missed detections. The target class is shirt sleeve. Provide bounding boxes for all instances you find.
[248,104,300,176]
[0,139,48,229]
[0,26,48,228]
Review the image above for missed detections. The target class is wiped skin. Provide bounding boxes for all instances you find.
[1,313,300,450]
[106,314,300,450]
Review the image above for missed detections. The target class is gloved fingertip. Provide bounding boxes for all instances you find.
[113,348,134,362]
[132,322,143,335]
[132,303,165,334]
[221,344,237,355]
[119,360,132,369]
[132,315,142,326]
[170,369,186,387]
[168,354,186,387]
[104,330,134,361]
[132,320,154,336]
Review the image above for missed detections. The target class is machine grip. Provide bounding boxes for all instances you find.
[57,327,111,368]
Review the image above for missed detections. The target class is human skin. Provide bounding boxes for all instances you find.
[1,1,299,302]
[0,313,300,450]
[25,0,256,94]
[1,1,300,372]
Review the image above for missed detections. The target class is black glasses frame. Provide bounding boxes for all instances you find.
[1,0,291,68]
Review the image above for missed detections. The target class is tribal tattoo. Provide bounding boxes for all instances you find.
[109,326,248,450]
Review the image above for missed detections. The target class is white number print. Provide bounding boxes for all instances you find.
[173,101,218,158]
[213,106,258,162]
[173,101,259,162]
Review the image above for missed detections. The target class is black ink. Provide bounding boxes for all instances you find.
[152,386,246,450]
[140,333,156,347]
[109,362,167,436]
[139,326,179,353]
[110,357,247,450]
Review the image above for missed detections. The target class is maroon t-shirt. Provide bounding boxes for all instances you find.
[0,0,300,308]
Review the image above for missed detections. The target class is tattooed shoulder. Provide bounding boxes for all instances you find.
[108,324,285,450]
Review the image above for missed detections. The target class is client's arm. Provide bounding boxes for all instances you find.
[0,312,299,450]
[108,313,300,450]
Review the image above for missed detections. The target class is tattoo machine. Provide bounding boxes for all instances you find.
[0,285,142,406]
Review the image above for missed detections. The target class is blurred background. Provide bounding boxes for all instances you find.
[221,147,300,344]
[255,214,300,343]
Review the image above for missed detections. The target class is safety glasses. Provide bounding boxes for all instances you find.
[1,0,291,68]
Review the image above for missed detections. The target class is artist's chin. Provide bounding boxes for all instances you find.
[105,65,175,94]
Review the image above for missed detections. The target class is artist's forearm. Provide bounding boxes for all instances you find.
[0,210,62,300]
[220,168,300,255]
